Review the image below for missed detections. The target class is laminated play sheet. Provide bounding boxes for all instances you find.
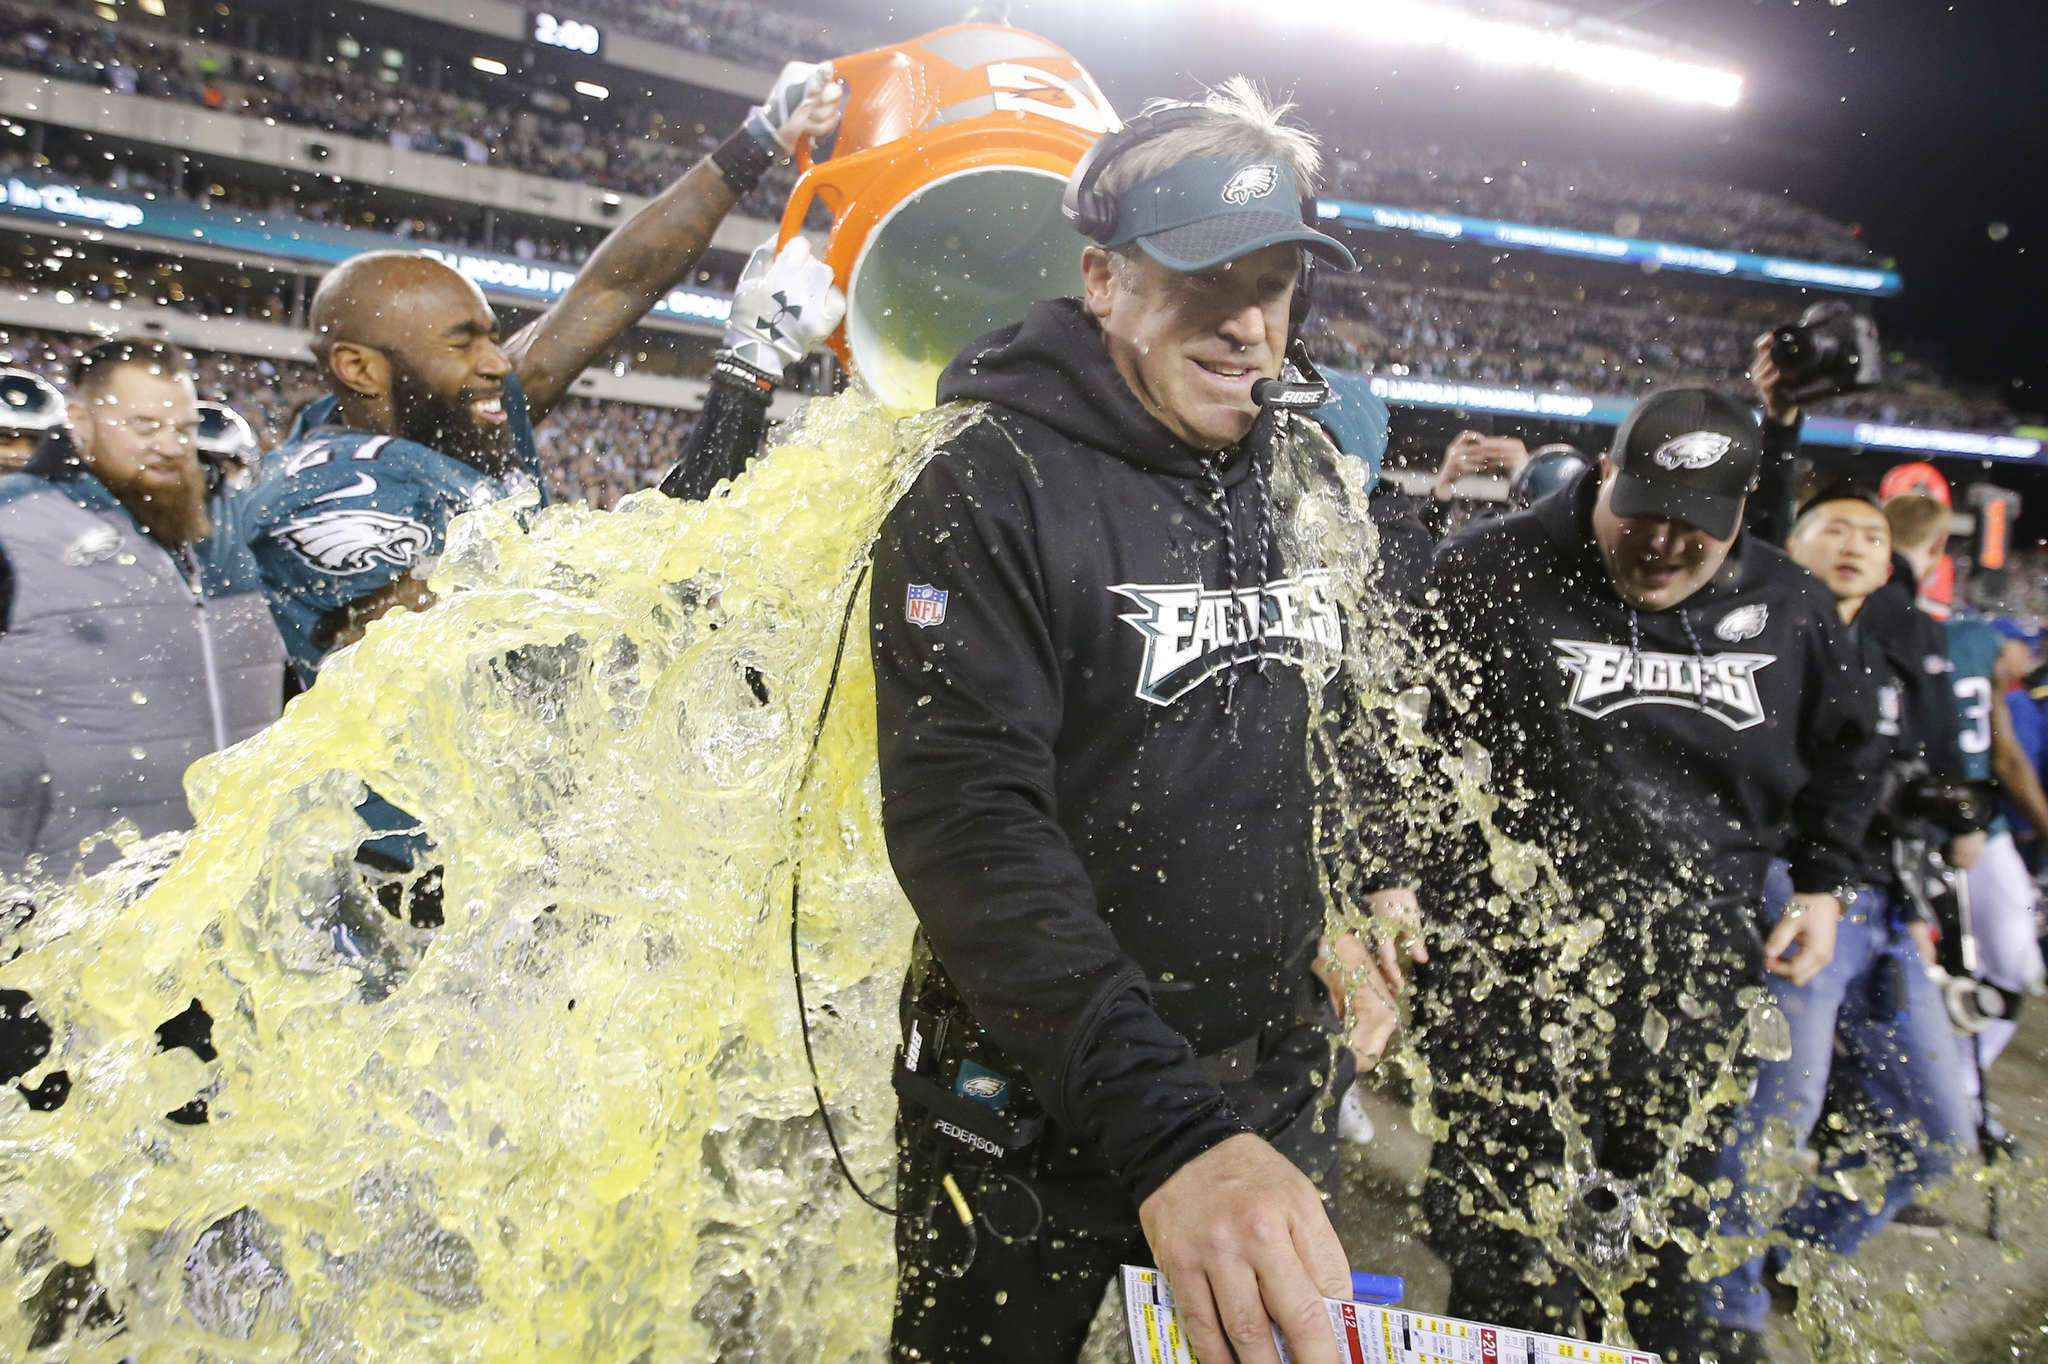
[1120,1265,1659,1364]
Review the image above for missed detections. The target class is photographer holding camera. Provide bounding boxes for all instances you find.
[1745,301,1885,547]
[1709,484,1980,1334]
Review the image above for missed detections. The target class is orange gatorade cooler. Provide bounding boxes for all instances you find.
[776,25,1119,411]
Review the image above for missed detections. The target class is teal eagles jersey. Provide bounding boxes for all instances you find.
[242,373,544,868]
[1946,616,2003,786]
[243,372,544,687]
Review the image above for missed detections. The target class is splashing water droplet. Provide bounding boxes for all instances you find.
[1640,1006,1668,1055]
[1745,997,1793,1062]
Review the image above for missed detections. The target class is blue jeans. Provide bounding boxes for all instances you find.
[1707,863,1973,1331]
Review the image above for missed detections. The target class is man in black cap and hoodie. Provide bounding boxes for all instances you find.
[870,79,1411,1364]
[1417,387,1880,1362]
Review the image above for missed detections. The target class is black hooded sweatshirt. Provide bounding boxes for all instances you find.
[1429,469,1880,911]
[870,297,1358,1205]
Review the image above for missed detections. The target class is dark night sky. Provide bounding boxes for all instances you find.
[1653,0,2048,416]
[840,0,2048,418]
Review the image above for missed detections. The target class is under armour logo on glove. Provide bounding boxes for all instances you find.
[723,237,847,379]
[754,290,804,339]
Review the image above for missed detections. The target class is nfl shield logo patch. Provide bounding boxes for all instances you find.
[905,583,948,628]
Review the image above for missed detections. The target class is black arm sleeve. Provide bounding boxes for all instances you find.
[870,434,1247,1204]
[657,357,775,502]
[1744,412,1804,548]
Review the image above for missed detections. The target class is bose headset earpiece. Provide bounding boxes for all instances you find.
[1061,102,1212,242]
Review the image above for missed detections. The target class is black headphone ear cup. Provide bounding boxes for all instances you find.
[1060,102,1212,245]
[1071,188,1116,241]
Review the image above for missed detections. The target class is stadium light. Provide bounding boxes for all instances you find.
[573,80,610,100]
[1266,1,1742,108]
[471,56,510,76]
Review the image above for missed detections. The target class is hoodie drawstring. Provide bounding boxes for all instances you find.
[1626,606,1709,702]
[1676,608,1708,700]
[1206,437,1277,713]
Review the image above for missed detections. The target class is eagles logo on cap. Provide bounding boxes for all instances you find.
[1221,164,1281,205]
[1652,431,1734,471]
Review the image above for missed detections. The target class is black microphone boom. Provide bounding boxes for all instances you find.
[1252,339,1332,409]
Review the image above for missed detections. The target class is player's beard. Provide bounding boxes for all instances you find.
[393,368,514,474]
[113,457,213,549]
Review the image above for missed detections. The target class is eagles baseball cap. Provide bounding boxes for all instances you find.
[1104,155,1356,273]
[1607,387,1763,540]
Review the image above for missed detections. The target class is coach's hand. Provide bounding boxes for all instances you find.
[1314,890,1422,1069]
[1764,891,1842,987]
[1140,1134,1350,1364]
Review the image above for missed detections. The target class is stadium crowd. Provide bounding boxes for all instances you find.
[0,137,2018,431]
[1325,141,1877,266]
[1307,280,2018,429]
[554,0,887,73]
[0,0,805,217]
[0,0,1880,266]
[0,131,2020,431]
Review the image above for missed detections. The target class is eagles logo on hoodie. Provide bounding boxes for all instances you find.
[1111,570,1342,704]
[1551,638,1775,730]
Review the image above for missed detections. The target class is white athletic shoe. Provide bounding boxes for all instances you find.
[1338,1086,1375,1145]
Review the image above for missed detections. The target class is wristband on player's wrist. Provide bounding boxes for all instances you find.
[711,115,781,196]
[711,352,779,404]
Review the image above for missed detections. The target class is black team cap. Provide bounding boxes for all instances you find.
[1607,387,1763,540]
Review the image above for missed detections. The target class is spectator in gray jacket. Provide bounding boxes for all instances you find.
[0,336,284,881]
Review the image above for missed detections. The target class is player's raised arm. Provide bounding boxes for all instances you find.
[506,64,845,422]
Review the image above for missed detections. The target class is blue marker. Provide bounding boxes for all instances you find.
[1351,1272,1404,1304]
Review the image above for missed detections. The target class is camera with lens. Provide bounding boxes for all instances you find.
[1768,301,1882,405]
[1897,778,1986,830]
[1930,966,2021,1034]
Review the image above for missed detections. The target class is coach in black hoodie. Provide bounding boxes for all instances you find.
[871,83,1399,1364]
[1418,388,1880,1363]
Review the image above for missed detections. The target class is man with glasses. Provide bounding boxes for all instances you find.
[0,337,285,880]
[0,340,287,1337]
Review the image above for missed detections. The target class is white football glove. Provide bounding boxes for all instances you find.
[747,61,845,153]
[723,236,846,378]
